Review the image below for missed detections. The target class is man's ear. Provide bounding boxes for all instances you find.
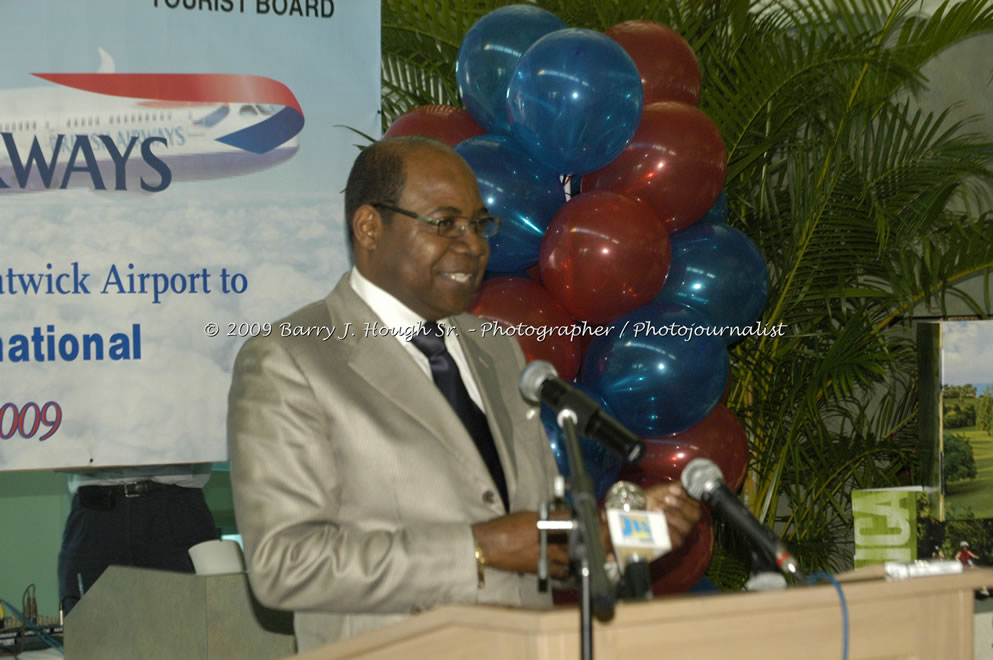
[352,204,381,251]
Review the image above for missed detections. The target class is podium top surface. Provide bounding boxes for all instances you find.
[288,568,993,660]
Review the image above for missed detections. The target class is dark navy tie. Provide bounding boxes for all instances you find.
[411,322,508,511]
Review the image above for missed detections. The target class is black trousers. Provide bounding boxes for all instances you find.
[57,485,218,614]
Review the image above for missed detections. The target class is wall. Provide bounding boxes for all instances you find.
[0,471,70,618]
[0,469,235,619]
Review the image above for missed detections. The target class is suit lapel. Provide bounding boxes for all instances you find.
[453,316,519,508]
[327,278,496,486]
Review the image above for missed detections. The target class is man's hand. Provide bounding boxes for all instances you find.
[644,481,703,551]
[473,484,702,583]
[472,511,570,579]
[597,481,704,561]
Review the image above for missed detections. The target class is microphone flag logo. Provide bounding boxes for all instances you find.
[620,513,653,541]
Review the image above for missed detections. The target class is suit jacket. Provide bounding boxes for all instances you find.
[227,273,558,651]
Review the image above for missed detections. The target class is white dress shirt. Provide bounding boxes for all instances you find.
[349,267,486,412]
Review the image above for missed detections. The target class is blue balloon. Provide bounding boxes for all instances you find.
[581,303,729,436]
[540,383,623,501]
[689,576,721,593]
[456,135,565,272]
[507,28,643,175]
[656,223,769,343]
[695,189,728,226]
[456,5,566,135]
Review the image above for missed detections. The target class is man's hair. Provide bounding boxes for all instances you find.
[343,135,455,248]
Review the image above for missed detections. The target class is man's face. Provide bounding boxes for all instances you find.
[365,147,490,320]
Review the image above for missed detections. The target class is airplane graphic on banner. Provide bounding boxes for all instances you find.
[0,50,303,192]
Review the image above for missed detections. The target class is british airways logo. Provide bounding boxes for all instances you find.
[0,73,304,192]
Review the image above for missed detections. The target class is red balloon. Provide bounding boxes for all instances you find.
[469,276,582,380]
[540,191,671,324]
[582,102,727,234]
[606,20,701,106]
[651,507,713,595]
[619,405,749,491]
[383,105,486,147]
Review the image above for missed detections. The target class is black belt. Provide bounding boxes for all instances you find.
[77,481,178,510]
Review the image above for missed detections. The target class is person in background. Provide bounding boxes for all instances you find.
[956,540,979,567]
[227,136,703,651]
[57,464,218,615]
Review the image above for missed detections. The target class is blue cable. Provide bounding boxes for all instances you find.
[808,572,848,660]
[0,598,64,655]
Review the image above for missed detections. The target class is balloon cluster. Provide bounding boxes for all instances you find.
[384,4,770,594]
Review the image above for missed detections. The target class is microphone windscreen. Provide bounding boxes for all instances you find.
[519,360,557,403]
[605,480,647,512]
[681,457,725,501]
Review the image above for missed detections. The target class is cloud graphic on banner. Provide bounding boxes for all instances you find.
[3,191,345,468]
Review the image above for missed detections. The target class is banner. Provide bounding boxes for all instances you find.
[1,0,380,470]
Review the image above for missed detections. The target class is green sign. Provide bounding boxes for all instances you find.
[852,488,921,567]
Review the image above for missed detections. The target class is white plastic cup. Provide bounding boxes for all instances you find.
[188,539,246,575]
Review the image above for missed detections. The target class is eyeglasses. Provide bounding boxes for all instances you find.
[371,202,501,239]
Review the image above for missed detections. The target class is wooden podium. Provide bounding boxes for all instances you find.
[289,568,993,660]
[65,565,295,659]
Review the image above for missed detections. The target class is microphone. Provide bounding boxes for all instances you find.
[681,458,804,580]
[520,361,645,463]
[604,481,671,600]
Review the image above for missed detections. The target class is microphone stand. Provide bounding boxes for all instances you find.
[539,409,615,660]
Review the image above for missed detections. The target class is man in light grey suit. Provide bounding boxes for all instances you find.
[227,137,702,652]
